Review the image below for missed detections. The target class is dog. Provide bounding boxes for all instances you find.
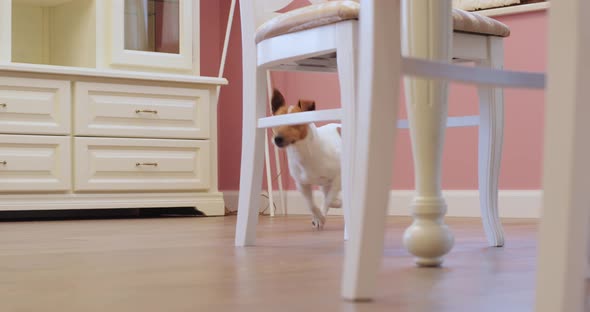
[270,89,342,229]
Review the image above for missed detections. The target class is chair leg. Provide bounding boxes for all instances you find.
[536,1,590,310]
[341,0,401,300]
[235,66,268,247]
[477,37,505,247]
[336,21,358,241]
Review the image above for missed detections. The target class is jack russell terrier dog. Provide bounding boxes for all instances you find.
[271,89,342,229]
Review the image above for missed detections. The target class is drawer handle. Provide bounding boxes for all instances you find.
[136,162,158,167]
[0,103,6,108]
[135,109,158,114]
[0,161,6,165]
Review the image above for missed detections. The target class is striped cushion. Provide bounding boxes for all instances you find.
[255,1,510,44]
[453,8,511,37]
[255,1,360,43]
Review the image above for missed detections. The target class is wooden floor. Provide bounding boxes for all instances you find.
[0,215,537,312]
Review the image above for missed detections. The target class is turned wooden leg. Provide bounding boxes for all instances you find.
[401,0,454,267]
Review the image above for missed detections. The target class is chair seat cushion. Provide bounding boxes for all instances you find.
[255,1,510,44]
[452,8,511,37]
[255,1,360,44]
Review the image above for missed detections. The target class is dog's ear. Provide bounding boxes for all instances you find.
[298,99,316,112]
[271,89,286,114]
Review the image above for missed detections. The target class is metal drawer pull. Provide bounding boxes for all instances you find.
[136,162,158,167]
[0,161,6,165]
[135,109,158,114]
[0,103,6,108]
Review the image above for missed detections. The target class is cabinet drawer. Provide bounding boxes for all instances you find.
[0,77,70,135]
[0,135,71,192]
[74,137,211,191]
[74,82,210,139]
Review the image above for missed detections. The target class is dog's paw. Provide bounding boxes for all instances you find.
[311,214,326,230]
[329,197,342,208]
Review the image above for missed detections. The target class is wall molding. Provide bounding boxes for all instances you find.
[223,190,541,218]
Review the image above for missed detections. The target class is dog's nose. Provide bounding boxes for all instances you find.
[274,136,284,146]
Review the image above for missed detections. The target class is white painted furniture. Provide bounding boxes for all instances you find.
[107,0,197,72]
[535,1,590,311]
[243,0,511,247]
[235,0,359,245]
[341,0,545,300]
[3,0,200,74]
[0,0,225,215]
[403,6,510,249]
[400,0,513,266]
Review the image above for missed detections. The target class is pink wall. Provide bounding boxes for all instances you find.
[206,1,547,191]
[200,0,244,191]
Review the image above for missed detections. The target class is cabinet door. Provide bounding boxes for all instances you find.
[0,135,71,192]
[108,0,197,72]
[74,137,211,192]
[74,82,210,139]
[0,77,70,135]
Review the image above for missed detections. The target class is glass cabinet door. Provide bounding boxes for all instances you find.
[124,0,180,54]
[110,0,195,72]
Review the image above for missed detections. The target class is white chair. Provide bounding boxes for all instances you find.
[341,0,545,301]
[236,0,514,248]
[235,0,360,246]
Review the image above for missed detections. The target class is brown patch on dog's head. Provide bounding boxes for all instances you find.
[271,89,316,148]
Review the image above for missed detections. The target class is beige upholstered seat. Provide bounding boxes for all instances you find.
[452,7,510,37]
[255,1,510,44]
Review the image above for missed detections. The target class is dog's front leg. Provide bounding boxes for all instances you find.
[297,183,325,229]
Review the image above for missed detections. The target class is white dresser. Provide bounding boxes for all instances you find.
[0,0,226,215]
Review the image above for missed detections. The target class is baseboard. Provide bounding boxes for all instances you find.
[224,191,275,214]
[0,192,226,216]
[223,190,541,218]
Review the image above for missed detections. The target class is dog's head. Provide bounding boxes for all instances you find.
[271,89,316,148]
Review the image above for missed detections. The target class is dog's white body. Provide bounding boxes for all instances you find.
[285,123,342,229]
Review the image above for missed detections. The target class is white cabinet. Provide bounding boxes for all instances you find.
[2,0,200,74]
[0,0,224,215]
[0,73,224,215]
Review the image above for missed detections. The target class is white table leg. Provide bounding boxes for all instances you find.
[401,0,454,266]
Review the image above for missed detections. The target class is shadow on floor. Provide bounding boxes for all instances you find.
[0,207,206,222]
